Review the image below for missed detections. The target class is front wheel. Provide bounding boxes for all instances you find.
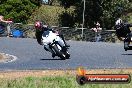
[65,51,70,59]
[124,41,129,51]
[52,44,66,60]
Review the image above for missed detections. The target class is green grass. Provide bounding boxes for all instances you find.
[0,75,132,88]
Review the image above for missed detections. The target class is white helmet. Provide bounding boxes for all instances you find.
[115,18,123,25]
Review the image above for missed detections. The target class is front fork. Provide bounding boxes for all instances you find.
[51,40,67,53]
[124,33,131,51]
[124,33,131,43]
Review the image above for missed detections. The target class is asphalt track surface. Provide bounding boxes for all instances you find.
[0,37,132,70]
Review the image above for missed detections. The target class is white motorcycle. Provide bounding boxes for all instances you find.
[42,30,70,60]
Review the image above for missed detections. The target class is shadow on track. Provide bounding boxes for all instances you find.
[40,58,65,60]
[122,54,132,55]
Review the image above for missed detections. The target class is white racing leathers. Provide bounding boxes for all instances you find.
[42,30,65,54]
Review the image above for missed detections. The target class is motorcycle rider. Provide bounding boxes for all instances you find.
[115,18,132,41]
[34,21,70,58]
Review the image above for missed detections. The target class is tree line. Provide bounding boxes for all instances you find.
[0,0,40,23]
[58,0,132,29]
[0,0,132,29]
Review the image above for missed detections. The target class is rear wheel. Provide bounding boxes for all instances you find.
[52,45,66,60]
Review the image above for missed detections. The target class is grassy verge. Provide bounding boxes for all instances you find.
[0,75,131,88]
[0,69,132,88]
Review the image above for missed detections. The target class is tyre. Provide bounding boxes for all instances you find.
[52,44,66,60]
[65,51,70,59]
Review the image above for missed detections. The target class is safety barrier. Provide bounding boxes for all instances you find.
[57,27,117,42]
[0,23,118,42]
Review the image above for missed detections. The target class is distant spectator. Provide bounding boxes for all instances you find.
[91,22,102,42]
[0,15,13,37]
[0,15,12,23]
[92,22,102,32]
